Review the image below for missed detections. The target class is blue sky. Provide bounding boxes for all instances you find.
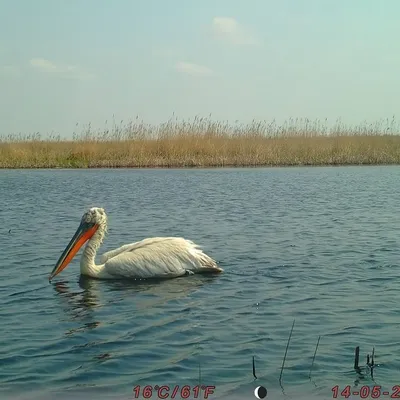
[1,0,400,138]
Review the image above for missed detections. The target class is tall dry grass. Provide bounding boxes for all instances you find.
[1,116,400,168]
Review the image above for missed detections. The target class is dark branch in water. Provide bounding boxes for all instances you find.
[367,347,376,379]
[354,346,360,371]
[309,335,321,379]
[252,356,257,379]
[370,347,375,366]
[354,345,377,381]
[279,319,295,384]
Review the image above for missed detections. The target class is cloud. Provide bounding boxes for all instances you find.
[175,62,213,77]
[29,58,95,80]
[211,17,259,46]
[30,58,58,71]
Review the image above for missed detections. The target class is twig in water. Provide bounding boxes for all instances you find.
[371,347,375,366]
[367,347,376,379]
[354,346,360,371]
[252,356,257,379]
[279,319,295,384]
[309,335,321,379]
[355,345,377,380]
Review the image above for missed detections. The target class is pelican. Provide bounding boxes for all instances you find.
[49,207,223,281]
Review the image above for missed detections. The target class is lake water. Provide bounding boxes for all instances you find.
[1,166,400,400]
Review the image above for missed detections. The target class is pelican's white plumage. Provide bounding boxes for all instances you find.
[49,207,223,281]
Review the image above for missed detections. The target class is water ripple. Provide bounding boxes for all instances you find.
[1,167,400,399]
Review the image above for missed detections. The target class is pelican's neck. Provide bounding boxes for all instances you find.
[80,224,106,278]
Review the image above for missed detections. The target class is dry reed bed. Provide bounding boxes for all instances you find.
[1,117,400,168]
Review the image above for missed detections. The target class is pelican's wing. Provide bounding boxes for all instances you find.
[99,237,173,264]
[103,237,220,279]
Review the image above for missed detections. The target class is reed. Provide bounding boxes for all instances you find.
[1,116,400,168]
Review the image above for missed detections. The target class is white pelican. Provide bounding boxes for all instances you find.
[49,207,223,281]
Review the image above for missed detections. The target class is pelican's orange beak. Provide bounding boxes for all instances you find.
[49,220,98,282]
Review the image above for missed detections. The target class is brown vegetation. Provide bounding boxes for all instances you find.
[1,116,400,168]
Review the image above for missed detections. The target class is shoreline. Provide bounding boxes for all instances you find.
[2,117,400,169]
[1,163,400,170]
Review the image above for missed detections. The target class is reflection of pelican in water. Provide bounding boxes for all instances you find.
[53,279,101,334]
[54,274,216,319]
[52,275,215,380]
[49,207,223,282]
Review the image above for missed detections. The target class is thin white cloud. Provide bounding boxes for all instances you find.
[211,17,259,46]
[29,58,95,80]
[175,62,213,77]
[30,58,58,71]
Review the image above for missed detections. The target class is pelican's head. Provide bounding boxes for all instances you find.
[48,207,107,281]
[81,207,107,227]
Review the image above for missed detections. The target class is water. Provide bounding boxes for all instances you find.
[1,166,400,400]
